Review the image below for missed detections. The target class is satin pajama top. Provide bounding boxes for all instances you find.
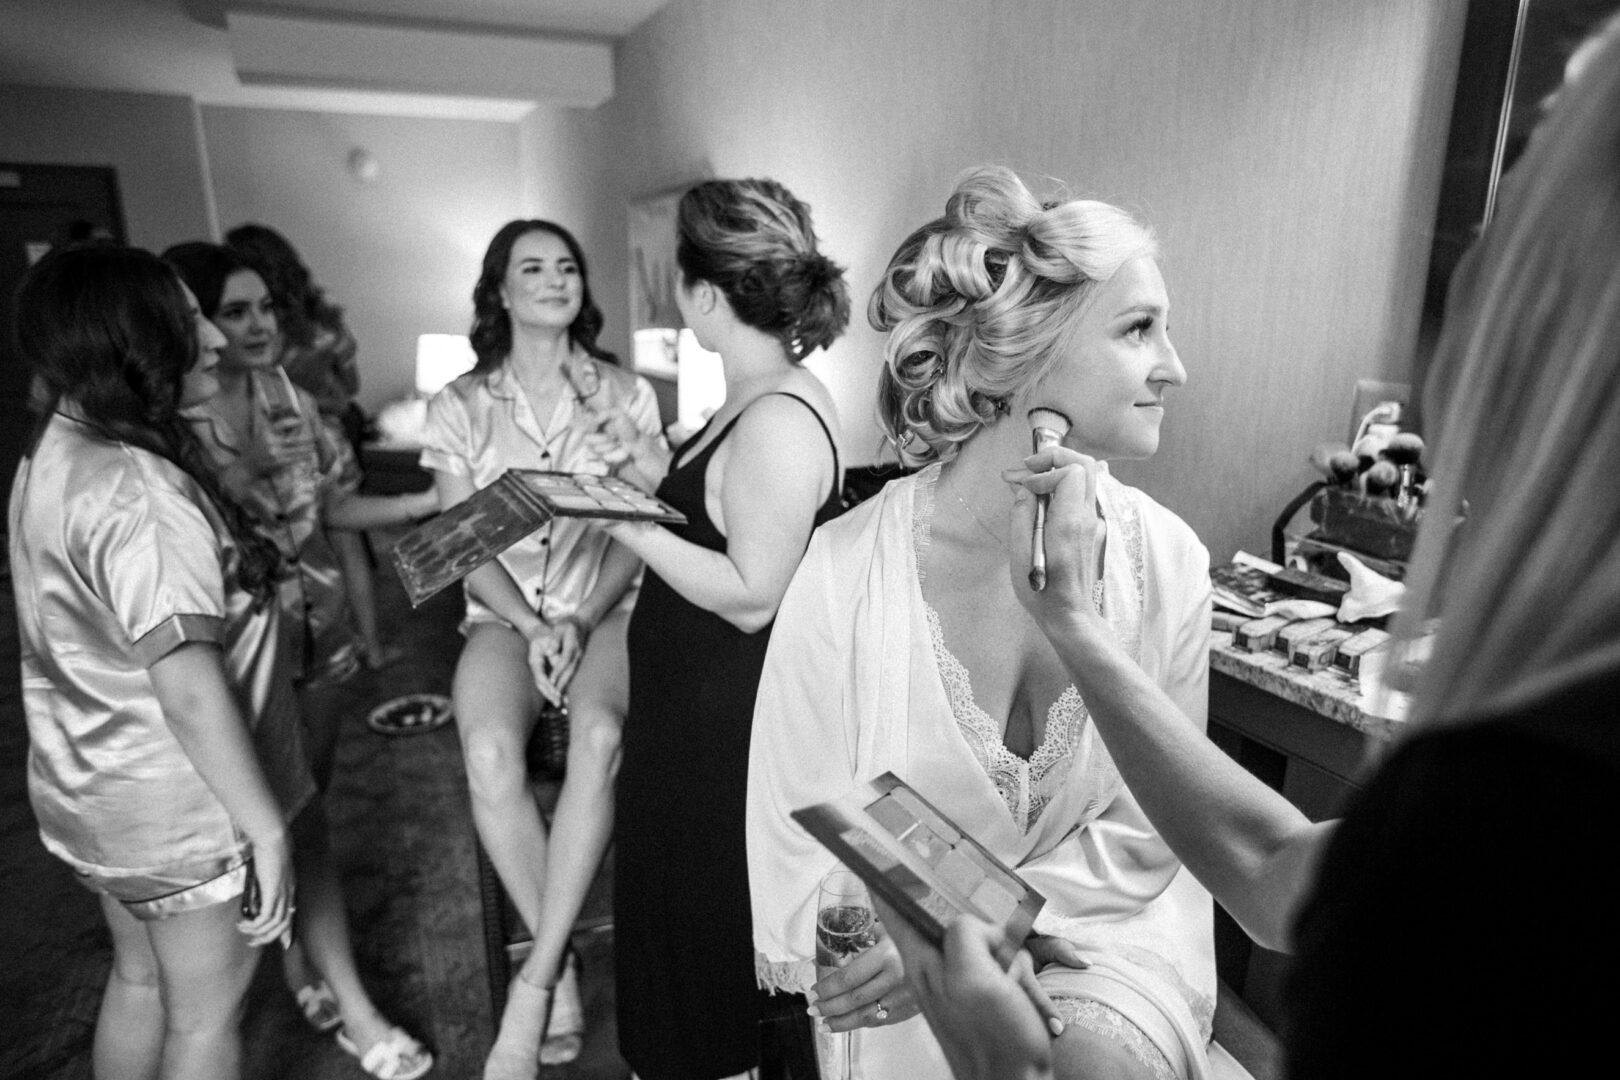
[419,359,664,624]
[8,413,312,880]
[184,370,363,686]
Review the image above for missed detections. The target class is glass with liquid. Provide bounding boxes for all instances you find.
[815,869,879,1080]
[255,367,316,493]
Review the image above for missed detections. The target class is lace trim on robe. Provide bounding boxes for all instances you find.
[913,465,1144,832]
[1051,998,1181,1080]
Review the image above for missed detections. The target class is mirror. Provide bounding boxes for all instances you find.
[1414,0,1620,425]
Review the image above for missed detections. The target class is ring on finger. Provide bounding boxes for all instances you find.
[873,999,889,1021]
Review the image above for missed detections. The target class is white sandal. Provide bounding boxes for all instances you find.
[336,1025,434,1080]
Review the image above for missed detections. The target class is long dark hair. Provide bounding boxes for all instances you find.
[162,241,252,319]
[15,245,281,604]
[225,223,342,350]
[468,220,618,375]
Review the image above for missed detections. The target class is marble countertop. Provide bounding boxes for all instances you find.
[1209,630,1402,740]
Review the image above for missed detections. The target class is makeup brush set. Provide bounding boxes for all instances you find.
[1272,427,1429,584]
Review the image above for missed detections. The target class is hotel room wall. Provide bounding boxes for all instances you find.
[199,107,527,410]
[547,0,1467,563]
[0,84,216,249]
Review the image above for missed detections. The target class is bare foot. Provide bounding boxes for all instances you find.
[484,976,550,1080]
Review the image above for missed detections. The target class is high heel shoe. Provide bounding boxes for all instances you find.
[539,948,584,1066]
[294,980,343,1034]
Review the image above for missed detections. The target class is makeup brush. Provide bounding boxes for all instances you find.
[1026,407,1074,590]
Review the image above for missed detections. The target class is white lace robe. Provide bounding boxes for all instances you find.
[747,464,1218,1079]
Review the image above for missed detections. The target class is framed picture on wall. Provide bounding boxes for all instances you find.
[627,185,692,379]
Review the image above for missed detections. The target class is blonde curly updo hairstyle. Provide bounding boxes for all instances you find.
[871,166,1157,463]
[678,178,849,361]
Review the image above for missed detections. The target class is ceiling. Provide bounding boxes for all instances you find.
[0,0,670,121]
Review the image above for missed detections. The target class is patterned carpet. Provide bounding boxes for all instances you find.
[0,544,627,1080]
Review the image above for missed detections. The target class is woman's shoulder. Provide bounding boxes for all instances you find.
[1105,472,1207,566]
[429,370,492,412]
[730,377,840,445]
[808,468,920,558]
[45,431,203,536]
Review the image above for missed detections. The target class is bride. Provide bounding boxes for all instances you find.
[748,166,1228,1080]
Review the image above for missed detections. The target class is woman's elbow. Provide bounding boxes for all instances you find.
[721,586,786,633]
[724,604,777,635]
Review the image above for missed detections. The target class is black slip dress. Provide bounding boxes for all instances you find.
[615,392,842,1080]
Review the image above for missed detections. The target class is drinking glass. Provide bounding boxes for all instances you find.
[255,367,316,492]
[816,869,879,1080]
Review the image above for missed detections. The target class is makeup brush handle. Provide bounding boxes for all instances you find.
[1028,424,1064,591]
[1030,495,1049,590]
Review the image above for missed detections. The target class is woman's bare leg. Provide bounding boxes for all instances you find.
[146,895,259,1080]
[1051,1004,1177,1080]
[333,529,395,667]
[286,803,396,1051]
[500,610,629,1067]
[455,622,548,934]
[94,894,165,1080]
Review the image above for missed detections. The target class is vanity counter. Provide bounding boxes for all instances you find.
[1208,630,1399,742]
[1206,628,1399,1032]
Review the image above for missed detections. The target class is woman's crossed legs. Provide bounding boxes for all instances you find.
[454,613,629,1080]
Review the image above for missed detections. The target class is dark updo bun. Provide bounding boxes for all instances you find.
[676,178,850,360]
[871,165,1156,463]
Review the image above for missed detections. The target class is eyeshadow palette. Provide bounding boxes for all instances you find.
[511,470,687,523]
[792,772,1045,969]
[391,469,685,607]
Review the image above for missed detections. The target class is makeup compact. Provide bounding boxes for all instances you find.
[792,772,1045,970]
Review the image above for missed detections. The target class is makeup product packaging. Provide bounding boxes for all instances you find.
[1273,617,1338,658]
[792,772,1044,971]
[1233,614,1290,653]
[391,470,686,607]
[1333,627,1393,678]
[1291,625,1356,672]
[1267,566,1351,607]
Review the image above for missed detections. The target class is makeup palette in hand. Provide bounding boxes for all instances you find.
[390,470,685,607]
[512,470,686,524]
[792,772,1045,969]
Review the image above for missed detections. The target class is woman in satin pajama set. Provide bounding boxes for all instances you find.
[8,245,307,1080]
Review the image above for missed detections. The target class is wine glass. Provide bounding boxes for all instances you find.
[255,367,316,491]
[816,869,879,1080]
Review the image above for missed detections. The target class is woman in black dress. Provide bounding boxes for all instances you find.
[598,178,849,1080]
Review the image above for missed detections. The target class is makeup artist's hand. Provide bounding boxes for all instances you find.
[1004,447,1107,628]
[585,412,670,493]
[873,896,1059,1080]
[811,928,921,1032]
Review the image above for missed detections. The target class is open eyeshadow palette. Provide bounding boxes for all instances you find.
[792,772,1045,968]
[391,470,685,607]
